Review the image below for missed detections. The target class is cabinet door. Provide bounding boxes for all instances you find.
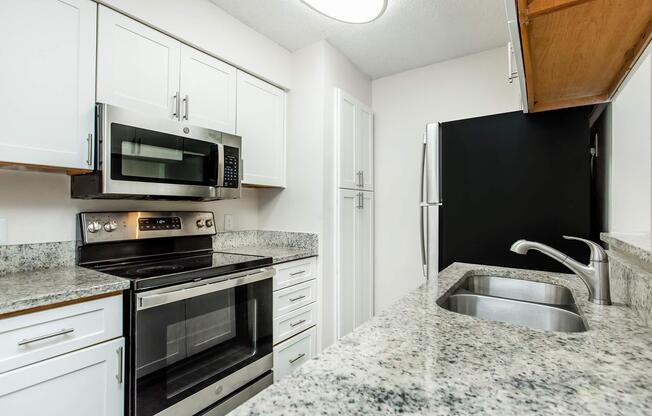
[337,89,374,190]
[0,338,125,416]
[356,191,374,326]
[338,189,359,338]
[337,90,359,189]
[236,70,286,187]
[0,0,96,169]
[357,105,374,191]
[273,327,317,382]
[179,45,236,133]
[97,6,180,120]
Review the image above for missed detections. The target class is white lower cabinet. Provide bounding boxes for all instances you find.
[272,257,319,382]
[0,337,125,416]
[273,327,316,382]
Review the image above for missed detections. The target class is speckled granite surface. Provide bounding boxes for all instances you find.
[0,266,130,315]
[214,230,318,264]
[232,263,652,416]
[601,233,652,326]
[0,241,75,275]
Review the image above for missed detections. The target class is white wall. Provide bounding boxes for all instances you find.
[258,40,371,348]
[98,0,292,88]
[372,46,521,312]
[609,54,652,234]
[0,170,259,245]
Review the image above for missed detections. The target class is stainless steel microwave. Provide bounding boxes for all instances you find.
[72,104,241,201]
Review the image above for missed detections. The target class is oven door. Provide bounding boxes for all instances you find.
[133,268,274,416]
[99,103,230,200]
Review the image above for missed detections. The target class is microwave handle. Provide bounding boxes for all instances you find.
[216,143,225,187]
[137,268,275,310]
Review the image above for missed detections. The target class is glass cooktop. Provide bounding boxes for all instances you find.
[95,252,272,290]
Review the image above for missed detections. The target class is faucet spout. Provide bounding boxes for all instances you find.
[510,237,611,305]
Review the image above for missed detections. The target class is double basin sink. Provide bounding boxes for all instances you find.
[438,275,587,332]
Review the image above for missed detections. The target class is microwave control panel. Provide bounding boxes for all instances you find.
[223,146,240,188]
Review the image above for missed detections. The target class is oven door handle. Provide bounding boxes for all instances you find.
[137,268,275,310]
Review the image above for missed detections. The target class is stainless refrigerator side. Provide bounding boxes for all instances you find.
[420,123,442,280]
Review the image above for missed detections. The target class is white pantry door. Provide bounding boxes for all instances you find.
[97,6,180,120]
[355,191,374,326]
[179,45,237,133]
[0,0,97,169]
[338,189,359,338]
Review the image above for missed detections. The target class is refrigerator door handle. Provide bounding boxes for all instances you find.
[420,137,428,277]
[426,123,443,205]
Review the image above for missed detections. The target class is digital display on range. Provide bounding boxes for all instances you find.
[138,217,181,231]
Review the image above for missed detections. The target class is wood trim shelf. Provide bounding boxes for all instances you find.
[0,162,92,176]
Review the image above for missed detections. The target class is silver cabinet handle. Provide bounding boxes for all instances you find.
[183,94,189,120]
[356,171,363,187]
[172,92,180,120]
[86,133,93,166]
[289,353,306,364]
[360,170,364,187]
[18,328,74,346]
[360,192,364,209]
[290,319,306,328]
[289,295,306,302]
[289,270,305,276]
[116,346,124,383]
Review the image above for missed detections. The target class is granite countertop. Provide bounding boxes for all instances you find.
[0,266,130,315]
[217,246,317,264]
[232,263,652,415]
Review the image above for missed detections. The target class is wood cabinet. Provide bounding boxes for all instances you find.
[337,189,374,339]
[0,295,124,415]
[236,70,287,187]
[0,0,97,172]
[506,0,652,112]
[97,6,237,133]
[337,89,374,191]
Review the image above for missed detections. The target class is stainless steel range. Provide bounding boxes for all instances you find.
[76,211,274,416]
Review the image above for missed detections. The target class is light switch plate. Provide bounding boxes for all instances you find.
[224,214,234,232]
[0,218,7,244]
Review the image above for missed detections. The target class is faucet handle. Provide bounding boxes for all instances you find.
[562,235,608,262]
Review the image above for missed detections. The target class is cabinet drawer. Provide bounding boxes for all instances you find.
[0,295,122,374]
[273,327,316,382]
[273,303,317,345]
[273,280,317,318]
[274,257,317,290]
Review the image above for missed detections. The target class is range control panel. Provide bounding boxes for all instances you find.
[80,211,216,244]
[222,145,240,188]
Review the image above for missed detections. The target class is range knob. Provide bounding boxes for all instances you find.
[104,220,118,232]
[87,221,102,233]
[196,219,205,228]
[205,219,214,228]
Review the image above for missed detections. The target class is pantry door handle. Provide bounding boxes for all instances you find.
[290,319,306,328]
[17,328,75,346]
[289,353,306,364]
[183,94,189,120]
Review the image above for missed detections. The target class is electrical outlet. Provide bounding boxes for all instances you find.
[0,218,7,245]
[224,214,234,232]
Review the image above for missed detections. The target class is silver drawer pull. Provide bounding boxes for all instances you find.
[18,328,75,346]
[290,319,306,328]
[289,353,306,364]
[289,295,306,302]
[289,270,306,276]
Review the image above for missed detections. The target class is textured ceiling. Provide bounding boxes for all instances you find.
[210,0,510,79]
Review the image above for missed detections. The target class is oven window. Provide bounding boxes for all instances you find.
[111,123,218,186]
[134,278,272,416]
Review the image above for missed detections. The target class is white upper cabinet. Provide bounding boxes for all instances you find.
[179,45,237,133]
[0,0,96,170]
[236,70,287,187]
[97,6,180,120]
[337,89,374,191]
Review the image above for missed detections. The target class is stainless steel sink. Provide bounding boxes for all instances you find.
[459,275,574,305]
[439,275,587,333]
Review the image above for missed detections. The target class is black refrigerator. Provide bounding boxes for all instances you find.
[426,107,592,274]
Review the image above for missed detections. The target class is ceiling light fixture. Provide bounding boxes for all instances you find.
[301,0,388,24]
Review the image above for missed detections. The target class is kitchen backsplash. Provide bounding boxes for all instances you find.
[602,233,652,326]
